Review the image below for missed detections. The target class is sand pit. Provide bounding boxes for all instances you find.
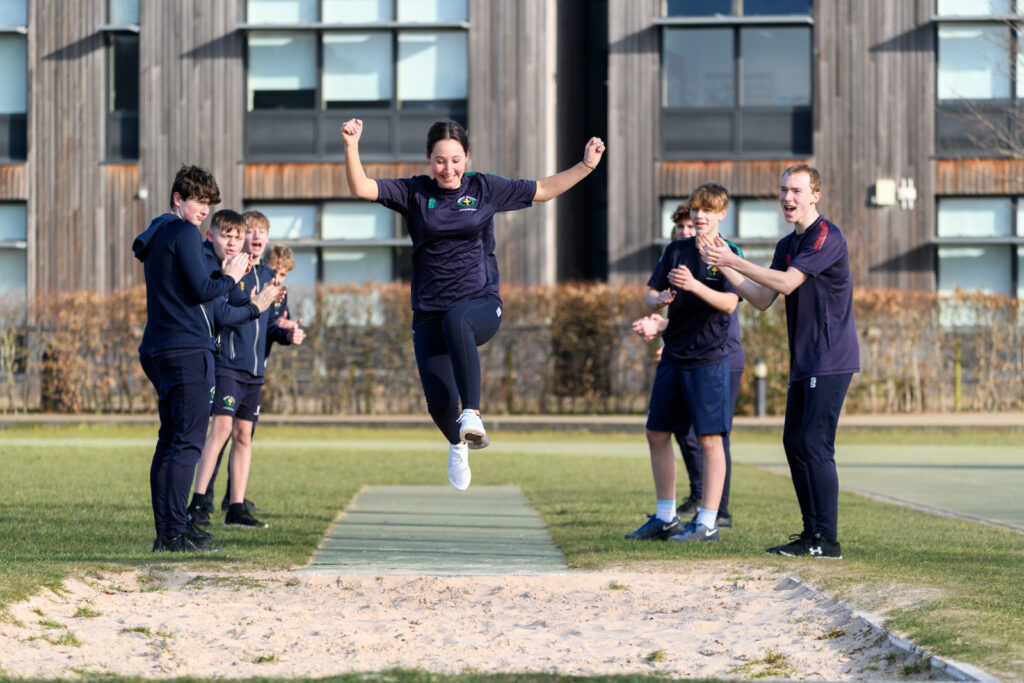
[0,565,945,680]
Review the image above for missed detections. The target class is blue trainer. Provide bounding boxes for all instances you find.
[625,514,683,540]
[668,519,719,542]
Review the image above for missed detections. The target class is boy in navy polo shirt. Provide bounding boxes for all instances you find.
[702,164,859,558]
[626,183,741,543]
[133,165,250,553]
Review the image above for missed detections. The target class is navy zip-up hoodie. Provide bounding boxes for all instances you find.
[219,263,279,379]
[202,240,260,333]
[133,213,237,356]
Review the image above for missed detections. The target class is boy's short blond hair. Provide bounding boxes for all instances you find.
[782,163,822,194]
[265,245,295,273]
[689,183,730,213]
[210,209,246,238]
[671,199,693,225]
[243,210,270,234]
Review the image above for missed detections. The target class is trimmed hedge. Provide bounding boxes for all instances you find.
[0,284,1020,415]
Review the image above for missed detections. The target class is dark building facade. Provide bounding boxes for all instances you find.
[1,0,1021,303]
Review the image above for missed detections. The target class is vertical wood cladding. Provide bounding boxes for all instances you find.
[28,0,105,294]
[137,0,243,239]
[815,0,936,291]
[606,0,659,285]
[468,0,558,286]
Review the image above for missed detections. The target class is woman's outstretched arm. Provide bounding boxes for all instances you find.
[534,136,605,202]
[340,118,379,201]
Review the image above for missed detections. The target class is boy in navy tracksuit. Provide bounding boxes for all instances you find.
[133,165,250,553]
[702,164,859,558]
[626,183,741,543]
[190,212,298,528]
[199,216,304,517]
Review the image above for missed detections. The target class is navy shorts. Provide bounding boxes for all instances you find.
[646,360,730,435]
[212,371,263,422]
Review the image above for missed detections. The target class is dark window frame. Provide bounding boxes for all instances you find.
[240,1,469,162]
[101,24,140,161]
[656,14,814,159]
[933,13,1024,157]
[932,195,1024,298]
[243,199,414,285]
[0,25,28,162]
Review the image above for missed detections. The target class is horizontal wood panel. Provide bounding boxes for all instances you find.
[0,165,27,200]
[936,159,1024,196]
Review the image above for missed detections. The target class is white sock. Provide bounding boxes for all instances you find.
[697,507,718,529]
[656,499,676,523]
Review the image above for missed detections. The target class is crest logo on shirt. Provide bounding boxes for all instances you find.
[458,196,478,208]
[239,281,245,291]
[705,264,721,280]
[427,198,436,209]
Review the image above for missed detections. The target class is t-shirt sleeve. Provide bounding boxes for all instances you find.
[789,225,846,277]
[483,174,536,212]
[375,177,414,216]
[769,237,789,272]
[646,245,673,291]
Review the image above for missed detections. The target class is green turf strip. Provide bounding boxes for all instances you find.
[302,485,567,576]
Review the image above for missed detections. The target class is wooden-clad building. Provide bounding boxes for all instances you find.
[1,0,1022,302]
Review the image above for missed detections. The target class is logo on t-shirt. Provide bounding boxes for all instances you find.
[239,281,245,291]
[458,196,478,209]
[705,264,721,280]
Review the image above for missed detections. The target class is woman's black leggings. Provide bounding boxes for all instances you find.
[412,297,503,444]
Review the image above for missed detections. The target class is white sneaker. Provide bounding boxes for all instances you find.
[447,442,471,491]
[458,409,490,450]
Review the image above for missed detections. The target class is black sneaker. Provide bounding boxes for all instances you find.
[222,494,261,514]
[224,503,268,528]
[675,495,700,518]
[808,533,843,559]
[201,487,216,513]
[625,514,683,540]
[188,504,211,528]
[187,522,214,543]
[155,534,219,553]
[766,531,813,556]
[716,512,733,529]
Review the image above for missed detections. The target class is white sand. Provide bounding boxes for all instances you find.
[0,566,943,680]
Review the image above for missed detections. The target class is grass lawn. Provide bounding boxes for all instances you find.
[0,422,1022,680]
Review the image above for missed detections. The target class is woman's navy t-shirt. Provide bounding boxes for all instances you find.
[375,172,536,312]
[769,216,860,381]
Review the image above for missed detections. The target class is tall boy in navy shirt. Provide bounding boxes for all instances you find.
[133,165,250,553]
[626,183,741,543]
[702,164,859,558]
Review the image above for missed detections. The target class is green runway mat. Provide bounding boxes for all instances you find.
[299,485,568,576]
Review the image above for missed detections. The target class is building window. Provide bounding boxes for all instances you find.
[934,1,1024,155]
[102,0,140,160]
[659,196,787,265]
[0,0,28,162]
[242,0,468,161]
[245,200,412,289]
[658,1,813,158]
[935,197,1022,299]
[0,203,27,300]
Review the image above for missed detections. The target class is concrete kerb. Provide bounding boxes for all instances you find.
[777,576,1002,682]
[1,412,1023,431]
